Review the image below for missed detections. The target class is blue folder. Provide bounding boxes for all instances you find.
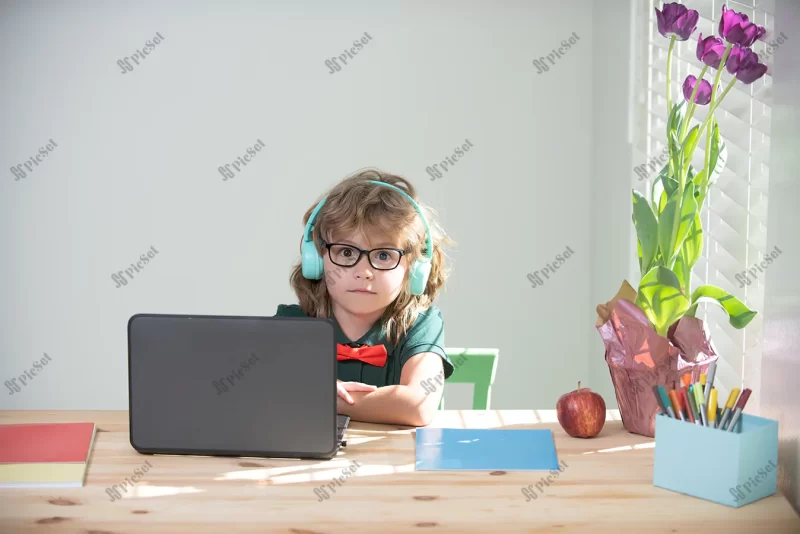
[415,428,559,471]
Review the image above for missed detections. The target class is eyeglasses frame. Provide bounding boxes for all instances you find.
[321,240,410,271]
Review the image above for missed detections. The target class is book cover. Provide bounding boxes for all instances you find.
[0,422,96,488]
[415,428,559,471]
[0,422,96,464]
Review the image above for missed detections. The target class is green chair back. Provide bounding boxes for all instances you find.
[438,348,499,410]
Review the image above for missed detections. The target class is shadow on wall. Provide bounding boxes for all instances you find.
[777,435,798,515]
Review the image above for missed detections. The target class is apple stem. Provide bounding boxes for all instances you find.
[578,381,581,391]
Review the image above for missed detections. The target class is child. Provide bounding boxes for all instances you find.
[275,168,455,427]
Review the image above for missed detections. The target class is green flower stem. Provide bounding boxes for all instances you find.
[699,116,716,206]
[681,65,709,141]
[697,77,737,143]
[711,44,733,106]
[676,77,735,203]
[666,37,676,118]
[699,45,732,175]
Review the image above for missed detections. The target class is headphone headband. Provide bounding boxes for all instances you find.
[303,180,432,260]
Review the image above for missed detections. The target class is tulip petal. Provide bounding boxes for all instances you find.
[737,62,768,84]
[696,33,705,60]
[726,45,744,74]
[674,10,699,40]
[656,8,668,38]
[682,75,696,102]
[727,24,758,47]
[696,80,712,105]
[719,5,737,38]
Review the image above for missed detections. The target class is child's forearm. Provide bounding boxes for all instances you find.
[338,385,432,427]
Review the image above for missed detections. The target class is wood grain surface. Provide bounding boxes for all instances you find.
[0,409,798,533]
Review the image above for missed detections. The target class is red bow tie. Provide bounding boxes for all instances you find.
[336,343,388,367]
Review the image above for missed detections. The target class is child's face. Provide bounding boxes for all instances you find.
[324,231,409,315]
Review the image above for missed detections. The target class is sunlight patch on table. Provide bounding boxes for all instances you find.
[120,485,205,499]
[584,442,655,455]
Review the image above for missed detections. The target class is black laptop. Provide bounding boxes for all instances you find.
[128,313,349,459]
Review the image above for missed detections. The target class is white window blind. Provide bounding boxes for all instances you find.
[632,0,774,414]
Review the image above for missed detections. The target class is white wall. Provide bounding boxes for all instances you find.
[761,0,800,514]
[587,0,637,407]
[1,0,602,410]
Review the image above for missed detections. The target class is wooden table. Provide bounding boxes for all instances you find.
[1,410,798,533]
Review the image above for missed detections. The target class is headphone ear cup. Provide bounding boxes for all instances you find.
[408,259,432,296]
[301,241,324,280]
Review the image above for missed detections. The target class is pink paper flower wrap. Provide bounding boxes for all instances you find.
[597,298,718,437]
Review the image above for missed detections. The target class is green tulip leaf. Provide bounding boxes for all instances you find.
[681,211,703,269]
[635,266,690,336]
[651,162,671,213]
[662,172,679,199]
[658,189,669,215]
[690,285,757,329]
[658,184,698,265]
[686,165,697,188]
[669,130,683,182]
[633,190,659,276]
[636,239,642,273]
[673,249,691,297]
[667,100,686,140]
[682,125,701,167]
[707,122,727,190]
[692,168,707,189]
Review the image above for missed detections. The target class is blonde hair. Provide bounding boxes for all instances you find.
[289,168,455,345]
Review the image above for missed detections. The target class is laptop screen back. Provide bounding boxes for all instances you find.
[128,314,338,458]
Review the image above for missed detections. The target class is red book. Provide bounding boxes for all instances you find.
[0,422,96,463]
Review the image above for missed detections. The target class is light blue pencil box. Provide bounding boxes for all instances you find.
[653,413,778,507]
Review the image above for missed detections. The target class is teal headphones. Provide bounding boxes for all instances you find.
[301,180,433,296]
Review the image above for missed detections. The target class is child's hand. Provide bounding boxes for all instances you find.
[337,380,377,405]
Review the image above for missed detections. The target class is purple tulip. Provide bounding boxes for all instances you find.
[726,45,768,84]
[725,45,746,74]
[656,2,699,41]
[683,75,712,105]
[719,4,767,48]
[696,33,727,69]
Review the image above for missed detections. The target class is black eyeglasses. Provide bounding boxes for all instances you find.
[322,240,408,270]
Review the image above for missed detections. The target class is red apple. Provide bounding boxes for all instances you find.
[556,381,606,438]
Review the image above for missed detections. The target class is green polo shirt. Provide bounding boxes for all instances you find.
[274,304,454,387]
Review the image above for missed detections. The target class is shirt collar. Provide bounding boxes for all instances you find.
[333,317,389,350]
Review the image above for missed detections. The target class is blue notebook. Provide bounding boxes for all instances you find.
[415,428,559,471]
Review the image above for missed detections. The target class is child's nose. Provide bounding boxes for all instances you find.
[353,254,374,276]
